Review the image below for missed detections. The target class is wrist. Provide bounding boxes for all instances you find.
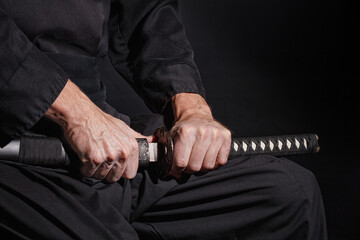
[45,80,97,130]
[171,93,213,122]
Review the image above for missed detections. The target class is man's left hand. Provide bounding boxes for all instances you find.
[169,93,231,178]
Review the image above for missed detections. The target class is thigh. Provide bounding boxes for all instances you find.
[0,161,138,240]
[132,155,326,240]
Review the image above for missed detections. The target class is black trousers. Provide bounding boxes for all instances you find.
[0,109,327,240]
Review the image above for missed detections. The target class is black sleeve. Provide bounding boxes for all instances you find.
[0,8,68,147]
[108,0,206,114]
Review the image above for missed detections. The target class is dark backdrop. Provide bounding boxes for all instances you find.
[100,0,359,239]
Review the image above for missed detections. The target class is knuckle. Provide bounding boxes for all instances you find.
[210,129,218,139]
[85,151,104,165]
[119,148,130,160]
[198,127,207,137]
[202,161,215,170]
[225,128,231,136]
[188,161,202,172]
[90,155,103,166]
[178,126,194,136]
[217,157,228,166]
[105,153,117,164]
[174,158,188,169]
[123,171,136,180]
[223,129,232,139]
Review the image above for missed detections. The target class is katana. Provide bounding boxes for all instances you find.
[0,127,319,178]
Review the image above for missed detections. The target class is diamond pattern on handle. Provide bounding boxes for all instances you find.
[251,141,256,151]
[278,140,283,150]
[242,142,248,152]
[229,134,319,158]
[269,140,274,151]
[233,142,239,151]
[295,139,300,149]
[260,141,266,151]
[303,138,308,149]
[286,139,291,149]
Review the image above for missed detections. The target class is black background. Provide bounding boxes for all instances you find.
[100,0,359,239]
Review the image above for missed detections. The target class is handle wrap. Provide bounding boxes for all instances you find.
[229,134,319,158]
[18,135,70,167]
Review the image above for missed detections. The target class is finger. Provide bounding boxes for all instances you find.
[171,135,194,175]
[131,129,155,143]
[122,147,139,179]
[93,159,115,179]
[104,142,134,182]
[90,142,119,179]
[185,138,211,173]
[134,134,156,143]
[145,134,156,143]
[201,141,222,171]
[214,137,231,168]
[79,155,102,177]
[117,136,139,180]
[105,159,126,183]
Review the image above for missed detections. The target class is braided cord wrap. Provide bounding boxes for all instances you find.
[229,134,319,158]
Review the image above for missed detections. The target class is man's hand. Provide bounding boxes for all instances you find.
[45,80,152,182]
[169,93,231,178]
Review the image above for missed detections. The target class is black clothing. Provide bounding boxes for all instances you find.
[0,1,328,239]
[0,0,205,146]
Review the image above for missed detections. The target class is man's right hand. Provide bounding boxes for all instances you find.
[45,80,152,183]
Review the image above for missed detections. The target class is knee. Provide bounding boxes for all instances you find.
[269,158,322,212]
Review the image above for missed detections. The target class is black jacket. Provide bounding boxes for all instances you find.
[0,0,205,147]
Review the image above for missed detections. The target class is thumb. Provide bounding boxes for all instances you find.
[132,131,156,143]
[145,134,156,143]
[141,135,155,143]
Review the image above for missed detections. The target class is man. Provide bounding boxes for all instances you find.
[0,0,327,239]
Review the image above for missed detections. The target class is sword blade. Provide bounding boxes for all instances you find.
[0,139,20,161]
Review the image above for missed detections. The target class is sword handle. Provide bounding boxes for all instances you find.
[229,134,319,158]
[155,129,320,178]
[0,136,152,168]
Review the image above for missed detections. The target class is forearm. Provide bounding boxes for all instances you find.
[171,93,213,122]
[45,79,100,131]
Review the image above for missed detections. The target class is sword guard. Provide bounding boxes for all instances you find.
[154,127,174,178]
